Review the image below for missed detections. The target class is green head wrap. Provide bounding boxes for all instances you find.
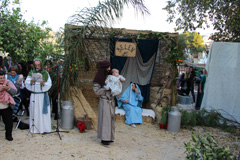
[28,58,49,82]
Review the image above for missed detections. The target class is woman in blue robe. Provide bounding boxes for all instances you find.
[118,83,143,127]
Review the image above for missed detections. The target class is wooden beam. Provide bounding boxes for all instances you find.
[70,87,97,130]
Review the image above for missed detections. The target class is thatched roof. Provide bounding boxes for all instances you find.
[65,24,179,39]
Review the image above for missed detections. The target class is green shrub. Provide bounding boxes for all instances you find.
[159,105,171,125]
[180,109,238,133]
[185,133,237,160]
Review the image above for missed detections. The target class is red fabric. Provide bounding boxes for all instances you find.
[0,79,16,105]
[77,122,86,133]
[159,123,168,129]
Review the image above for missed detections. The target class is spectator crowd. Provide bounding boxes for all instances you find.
[0,56,63,141]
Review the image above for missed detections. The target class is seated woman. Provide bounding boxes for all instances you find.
[118,83,143,128]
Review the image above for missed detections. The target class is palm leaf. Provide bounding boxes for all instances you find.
[59,0,149,99]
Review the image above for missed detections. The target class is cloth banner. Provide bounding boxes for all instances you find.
[110,38,159,102]
[201,42,240,123]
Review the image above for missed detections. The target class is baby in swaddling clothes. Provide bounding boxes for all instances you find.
[104,68,125,96]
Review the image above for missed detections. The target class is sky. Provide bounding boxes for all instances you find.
[19,0,213,37]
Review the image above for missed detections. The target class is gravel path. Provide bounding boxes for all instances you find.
[0,115,239,160]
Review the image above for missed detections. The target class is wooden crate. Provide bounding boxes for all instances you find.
[75,117,93,130]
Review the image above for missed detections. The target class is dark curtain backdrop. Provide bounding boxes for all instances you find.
[110,38,159,102]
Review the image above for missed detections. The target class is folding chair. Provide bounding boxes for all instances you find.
[12,96,25,130]
[15,109,25,130]
[0,117,5,133]
[0,116,4,127]
[12,96,21,115]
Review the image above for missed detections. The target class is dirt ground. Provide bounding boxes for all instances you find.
[0,113,239,160]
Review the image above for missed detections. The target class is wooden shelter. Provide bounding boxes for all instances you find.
[64,24,179,127]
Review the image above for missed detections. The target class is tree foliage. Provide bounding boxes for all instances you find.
[179,31,204,55]
[163,0,240,42]
[0,0,60,62]
[68,0,149,28]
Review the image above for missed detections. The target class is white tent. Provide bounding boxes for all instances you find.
[201,42,240,123]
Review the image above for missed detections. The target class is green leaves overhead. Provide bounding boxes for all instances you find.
[68,0,149,29]
[163,0,240,42]
[0,0,61,62]
[179,31,204,55]
[65,0,150,65]
[62,0,150,99]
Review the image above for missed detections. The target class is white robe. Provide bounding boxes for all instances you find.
[105,75,125,96]
[25,73,52,133]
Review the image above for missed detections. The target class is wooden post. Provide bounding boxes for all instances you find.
[171,65,177,106]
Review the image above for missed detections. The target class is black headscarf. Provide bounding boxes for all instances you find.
[93,60,111,87]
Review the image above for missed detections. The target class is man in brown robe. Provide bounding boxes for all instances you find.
[93,60,115,147]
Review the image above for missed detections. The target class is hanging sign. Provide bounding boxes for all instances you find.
[115,41,136,57]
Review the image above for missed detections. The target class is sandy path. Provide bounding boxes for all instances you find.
[0,116,239,160]
[0,115,190,160]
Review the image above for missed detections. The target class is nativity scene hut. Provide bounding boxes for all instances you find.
[62,24,182,128]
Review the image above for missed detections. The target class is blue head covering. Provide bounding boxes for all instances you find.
[117,83,143,108]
